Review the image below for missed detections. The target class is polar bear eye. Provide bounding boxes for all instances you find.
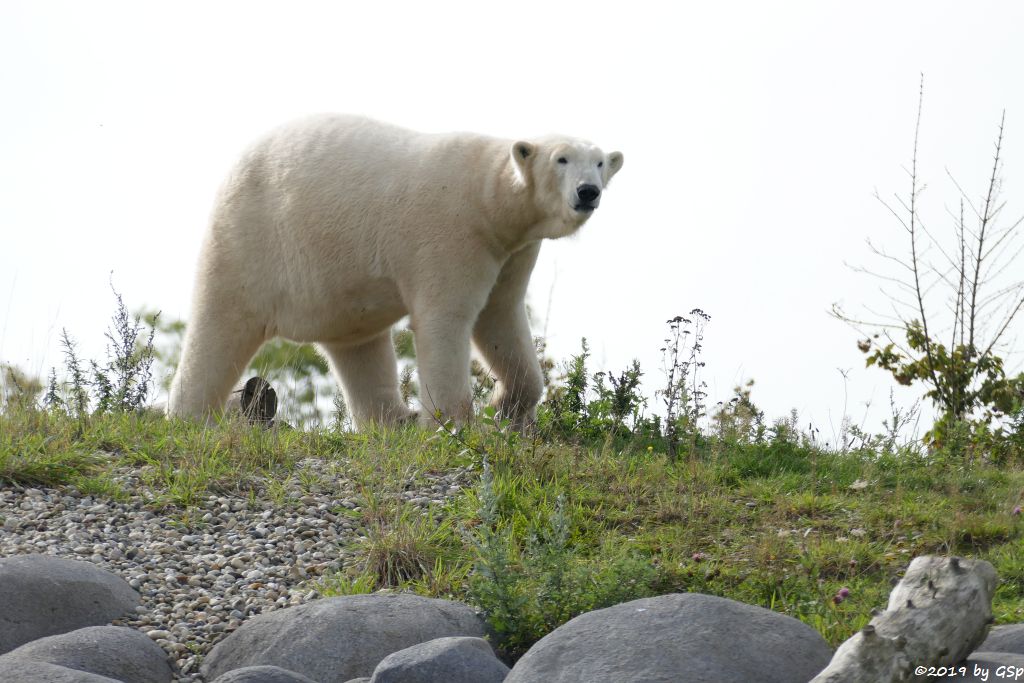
[597,161,604,168]
[557,157,568,164]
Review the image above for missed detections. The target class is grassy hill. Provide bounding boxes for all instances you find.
[3,403,1023,659]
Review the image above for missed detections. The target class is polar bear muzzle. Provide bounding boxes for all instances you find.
[575,183,601,212]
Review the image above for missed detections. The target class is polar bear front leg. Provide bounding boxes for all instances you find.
[473,243,544,430]
[319,333,414,429]
[474,303,544,430]
[411,313,475,426]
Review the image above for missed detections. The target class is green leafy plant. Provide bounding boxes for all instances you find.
[538,338,653,447]
[466,458,660,658]
[93,285,158,413]
[46,283,158,419]
[540,337,592,438]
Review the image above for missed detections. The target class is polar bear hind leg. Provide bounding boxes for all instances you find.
[168,299,267,420]
[319,333,413,429]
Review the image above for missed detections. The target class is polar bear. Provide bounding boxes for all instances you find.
[167,115,623,429]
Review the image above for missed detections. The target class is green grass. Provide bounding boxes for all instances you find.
[2,404,1024,659]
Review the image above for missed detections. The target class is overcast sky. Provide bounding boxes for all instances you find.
[2,1,1023,440]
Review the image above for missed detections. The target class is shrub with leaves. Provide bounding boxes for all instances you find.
[834,78,1024,454]
[466,458,660,658]
[46,283,157,418]
[539,338,591,438]
[93,286,157,413]
[538,338,653,446]
[863,321,1024,452]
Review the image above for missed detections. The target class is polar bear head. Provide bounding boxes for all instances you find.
[511,137,623,240]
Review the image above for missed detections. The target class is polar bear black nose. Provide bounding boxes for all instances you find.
[577,184,601,203]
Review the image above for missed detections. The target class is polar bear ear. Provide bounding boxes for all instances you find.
[605,151,624,181]
[510,141,536,185]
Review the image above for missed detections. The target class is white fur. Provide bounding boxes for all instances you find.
[167,115,623,429]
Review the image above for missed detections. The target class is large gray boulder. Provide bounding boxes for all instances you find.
[0,555,139,654]
[504,593,832,683]
[201,594,487,683]
[979,624,1024,655]
[0,660,123,682]
[0,626,173,683]
[947,652,1024,682]
[369,636,509,683]
[210,665,320,683]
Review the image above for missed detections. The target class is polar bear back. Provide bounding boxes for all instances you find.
[214,114,500,269]
[199,115,515,341]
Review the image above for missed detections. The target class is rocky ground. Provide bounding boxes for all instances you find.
[7,457,1024,683]
[0,457,474,682]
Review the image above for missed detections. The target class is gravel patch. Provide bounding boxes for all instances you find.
[0,457,474,682]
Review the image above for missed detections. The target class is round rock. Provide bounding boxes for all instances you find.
[0,625,172,683]
[0,555,139,654]
[504,593,833,683]
[210,665,320,683]
[369,636,509,683]
[0,660,124,682]
[201,594,487,683]
[979,624,1024,655]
